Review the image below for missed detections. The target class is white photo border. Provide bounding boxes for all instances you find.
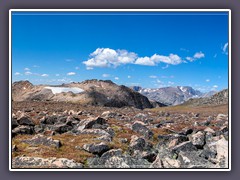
[9,9,231,172]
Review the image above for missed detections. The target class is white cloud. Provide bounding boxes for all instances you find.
[114,77,119,80]
[206,79,210,82]
[136,54,182,66]
[135,57,155,66]
[83,48,205,69]
[75,66,80,70]
[55,74,60,76]
[149,75,157,79]
[186,57,194,62]
[194,52,205,59]
[127,75,131,79]
[222,43,228,55]
[14,72,21,76]
[213,85,218,88]
[25,71,32,75]
[102,74,110,78]
[24,68,30,71]
[186,52,205,62]
[41,74,49,77]
[67,72,76,76]
[168,81,174,85]
[83,48,137,69]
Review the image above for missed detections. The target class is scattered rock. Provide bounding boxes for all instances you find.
[83,142,110,156]
[131,121,153,139]
[17,116,35,126]
[76,117,106,131]
[12,156,83,168]
[12,125,34,137]
[129,135,146,151]
[171,141,197,153]
[87,149,151,168]
[190,131,205,149]
[22,134,62,148]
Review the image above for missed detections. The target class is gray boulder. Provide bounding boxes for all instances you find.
[83,142,110,156]
[131,121,153,139]
[12,125,34,137]
[22,134,62,148]
[76,117,106,131]
[190,131,205,149]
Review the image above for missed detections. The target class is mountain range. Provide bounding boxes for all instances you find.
[130,86,217,106]
[12,80,227,109]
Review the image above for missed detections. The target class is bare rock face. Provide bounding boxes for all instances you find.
[12,156,83,168]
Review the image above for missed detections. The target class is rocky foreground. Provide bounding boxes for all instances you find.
[12,101,229,169]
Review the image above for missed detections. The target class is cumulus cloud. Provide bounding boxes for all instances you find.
[222,43,228,55]
[102,74,110,78]
[41,74,49,77]
[67,72,76,76]
[83,48,137,69]
[135,54,182,66]
[206,79,210,82]
[135,57,155,66]
[55,74,60,76]
[114,77,119,80]
[14,72,21,76]
[83,48,205,69]
[25,71,32,75]
[24,68,30,71]
[127,75,131,79]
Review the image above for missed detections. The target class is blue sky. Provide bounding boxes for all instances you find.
[12,11,229,92]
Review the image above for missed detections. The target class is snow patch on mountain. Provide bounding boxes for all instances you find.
[44,87,84,94]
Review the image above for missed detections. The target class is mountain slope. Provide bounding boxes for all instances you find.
[182,89,228,106]
[12,80,166,109]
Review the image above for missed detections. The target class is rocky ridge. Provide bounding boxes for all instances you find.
[12,80,166,109]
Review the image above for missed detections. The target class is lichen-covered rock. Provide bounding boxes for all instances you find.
[190,131,205,149]
[171,141,197,153]
[22,134,62,148]
[17,116,35,126]
[12,125,34,137]
[131,121,153,139]
[178,151,215,168]
[83,142,110,155]
[129,135,146,151]
[12,156,83,168]
[76,117,106,131]
[87,149,151,168]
